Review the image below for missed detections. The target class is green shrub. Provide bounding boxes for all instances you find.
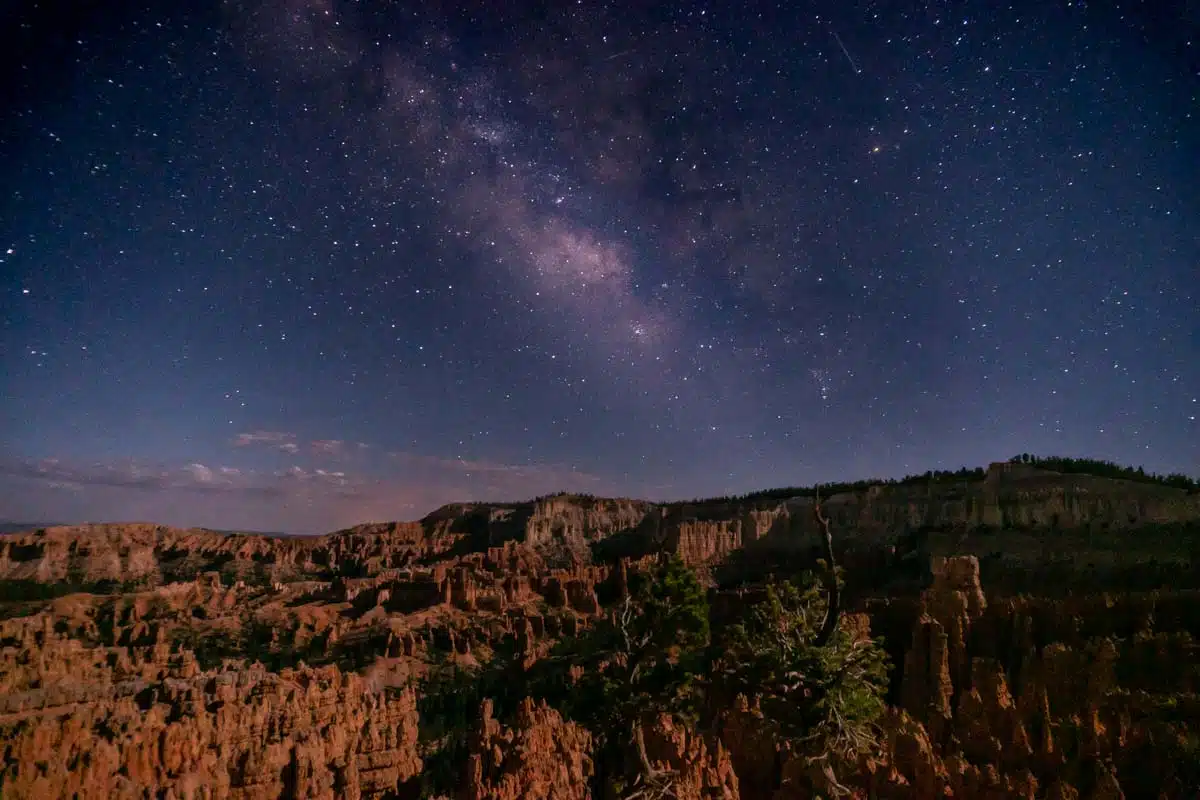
[414,558,890,798]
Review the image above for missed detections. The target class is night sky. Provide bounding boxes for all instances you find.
[1,0,1197,533]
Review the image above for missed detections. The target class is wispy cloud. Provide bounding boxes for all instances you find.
[384,450,608,498]
[232,431,299,453]
[233,434,367,460]
[0,451,623,534]
[185,463,214,483]
[310,439,346,457]
[0,458,283,497]
[278,465,350,488]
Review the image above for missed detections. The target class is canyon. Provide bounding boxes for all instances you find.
[0,461,1197,798]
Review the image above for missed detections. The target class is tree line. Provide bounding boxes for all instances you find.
[684,455,1199,507]
[1007,454,1197,492]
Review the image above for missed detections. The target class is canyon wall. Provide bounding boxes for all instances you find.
[0,467,1197,798]
[3,466,1195,588]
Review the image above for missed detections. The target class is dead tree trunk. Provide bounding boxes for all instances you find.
[812,489,841,648]
[625,718,678,799]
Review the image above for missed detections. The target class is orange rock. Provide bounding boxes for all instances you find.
[462,698,593,800]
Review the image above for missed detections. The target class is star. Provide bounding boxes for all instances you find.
[0,0,1194,531]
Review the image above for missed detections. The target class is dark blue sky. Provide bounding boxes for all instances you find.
[1,0,1197,532]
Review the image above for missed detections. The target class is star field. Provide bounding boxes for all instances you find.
[1,0,1197,533]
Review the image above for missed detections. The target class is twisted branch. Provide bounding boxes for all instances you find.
[626,718,679,800]
[812,488,841,648]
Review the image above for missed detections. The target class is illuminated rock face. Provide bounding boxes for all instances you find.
[2,468,1196,583]
[0,472,1197,798]
[464,698,594,800]
[0,642,422,800]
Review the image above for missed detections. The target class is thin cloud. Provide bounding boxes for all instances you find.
[0,458,282,497]
[185,463,215,483]
[385,450,608,494]
[278,465,350,487]
[310,439,346,457]
[233,433,362,459]
[232,431,299,452]
[0,455,373,534]
[0,451,626,534]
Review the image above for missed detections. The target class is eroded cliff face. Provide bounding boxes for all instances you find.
[0,523,312,585]
[708,555,1199,799]
[860,556,1200,799]
[0,612,421,799]
[646,465,1200,577]
[0,470,1197,799]
[0,498,654,588]
[828,463,1200,538]
[524,497,655,549]
[3,468,1194,589]
[463,698,594,800]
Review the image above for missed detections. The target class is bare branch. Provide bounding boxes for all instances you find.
[812,487,842,647]
[625,720,680,800]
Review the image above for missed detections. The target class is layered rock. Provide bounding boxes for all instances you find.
[1,468,1199,799]
[640,712,740,800]
[463,698,593,800]
[0,656,420,798]
[523,496,654,549]
[863,555,1200,798]
[6,466,1195,591]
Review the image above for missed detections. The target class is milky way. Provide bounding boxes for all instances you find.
[1,0,1197,532]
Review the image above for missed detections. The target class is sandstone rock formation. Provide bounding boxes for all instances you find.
[4,466,1197,594]
[0,468,1197,799]
[463,698,594,800]
[0,624,421,798]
